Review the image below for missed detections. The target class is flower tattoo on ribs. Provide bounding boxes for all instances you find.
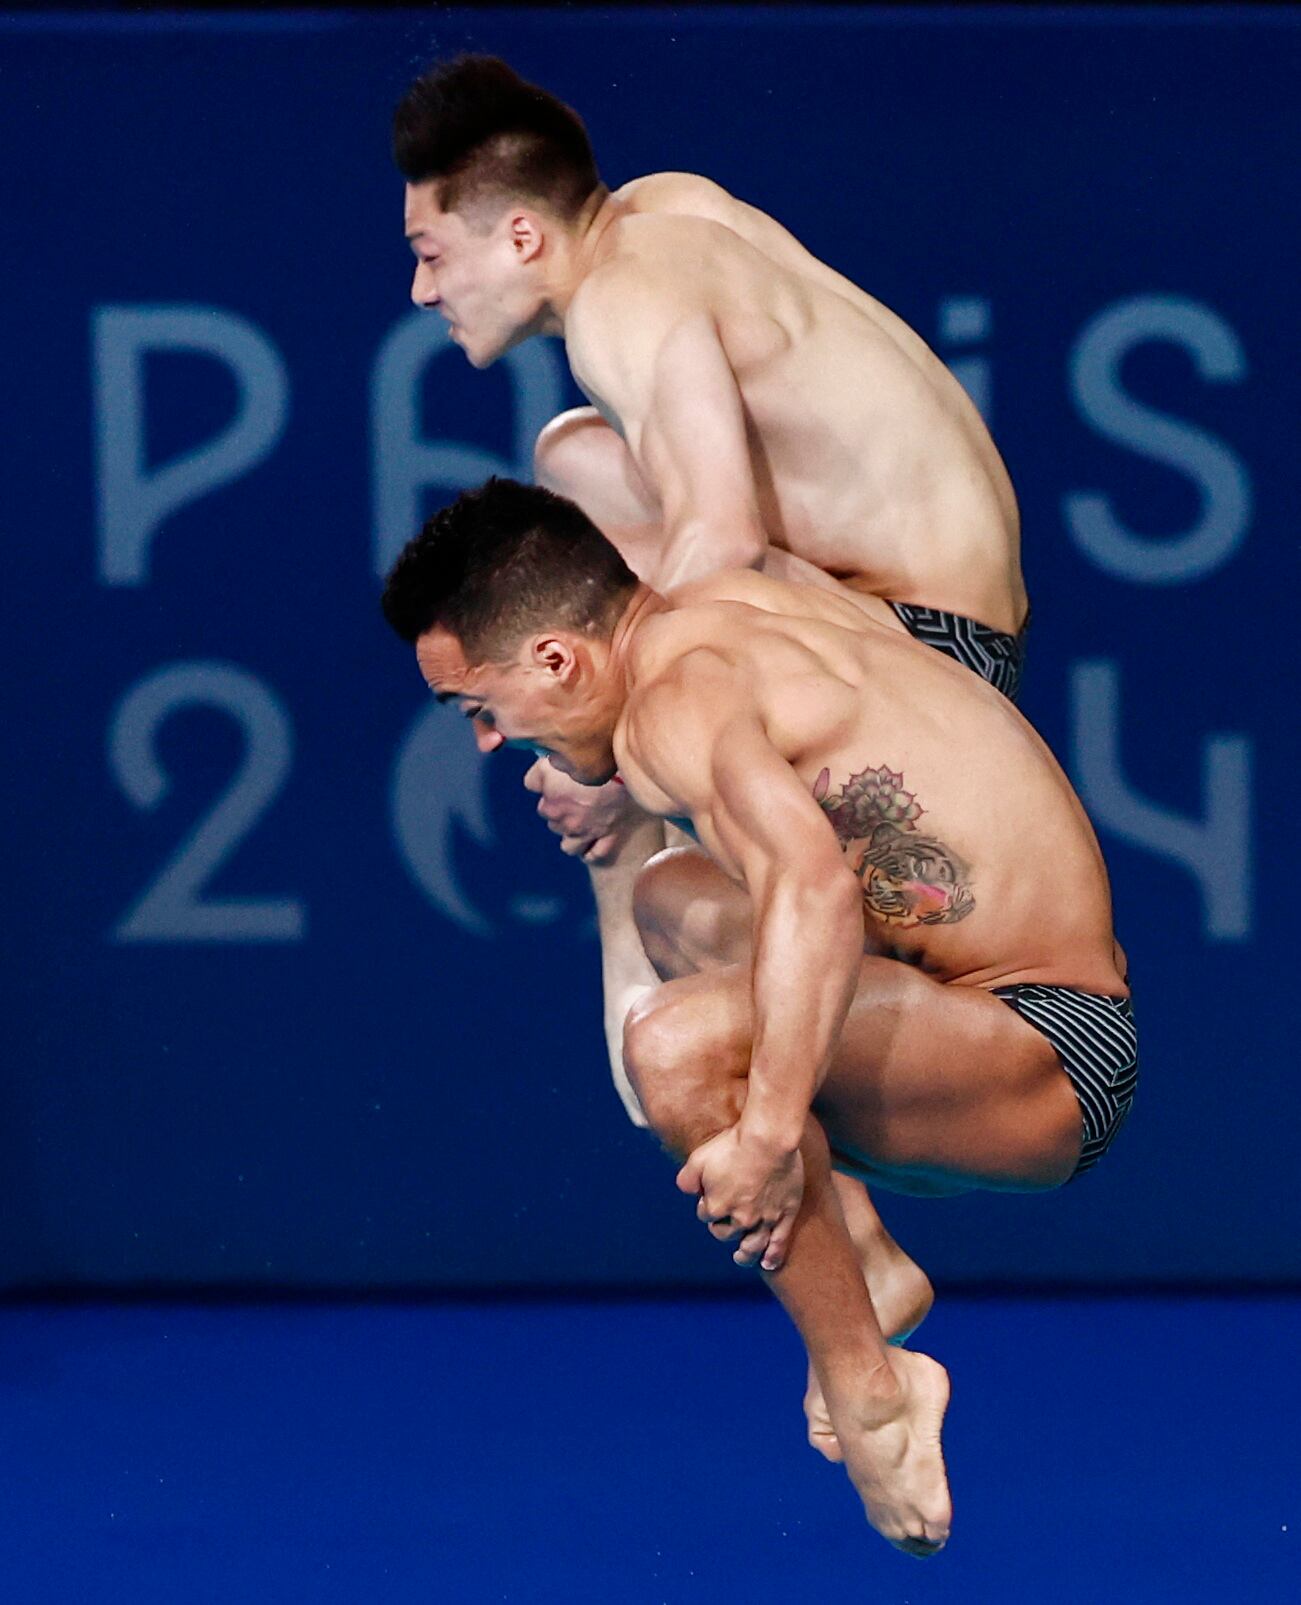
[812,763,974,927]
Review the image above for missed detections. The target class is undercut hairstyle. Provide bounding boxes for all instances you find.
[381,478,639,660]
[394,55,600,221]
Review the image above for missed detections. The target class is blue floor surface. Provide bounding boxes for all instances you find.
[0,1294,1295,1603]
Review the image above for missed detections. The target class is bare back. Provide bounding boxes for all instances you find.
[568,174,1025,633]
[618,571,1120,993]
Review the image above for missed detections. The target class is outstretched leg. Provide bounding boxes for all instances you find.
[623,978,952,1555]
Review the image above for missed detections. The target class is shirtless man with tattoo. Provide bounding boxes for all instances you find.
[380,481,1138,1557]
[394,54,1036,1445]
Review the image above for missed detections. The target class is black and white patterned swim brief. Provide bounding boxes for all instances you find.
[888,602,1029,703]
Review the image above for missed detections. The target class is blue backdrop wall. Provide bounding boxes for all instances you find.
[3,6,1297,1289]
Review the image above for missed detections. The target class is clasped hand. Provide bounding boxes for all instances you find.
[523,757,645,864]
[676,1123,804,1272]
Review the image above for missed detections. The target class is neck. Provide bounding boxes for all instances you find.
[606,583,665,687]
[539,184,619,331]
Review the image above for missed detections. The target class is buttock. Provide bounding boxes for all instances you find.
[888,602,1029,703]
[990,982,1138,1179]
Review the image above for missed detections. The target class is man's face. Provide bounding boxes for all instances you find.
[404,183,542,368]
[415,626,619,785]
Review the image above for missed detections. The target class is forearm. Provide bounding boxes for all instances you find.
[739,873,864,1150]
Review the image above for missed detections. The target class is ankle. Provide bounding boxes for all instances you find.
[824,1348,902,1420]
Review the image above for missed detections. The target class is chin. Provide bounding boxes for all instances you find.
[463,332,512,370]
[552,752,615,786]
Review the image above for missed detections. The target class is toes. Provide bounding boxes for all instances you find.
[897,1534,947,1559]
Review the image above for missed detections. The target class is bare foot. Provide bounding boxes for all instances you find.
[831,1347,952,1557]
[804,1251,933,1461]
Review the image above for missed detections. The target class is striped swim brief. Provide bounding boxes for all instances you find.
[990,982,1138,1179]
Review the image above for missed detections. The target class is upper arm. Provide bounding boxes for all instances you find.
[623,656,853,898]
[705,717,859,908]
[569,269,767,581]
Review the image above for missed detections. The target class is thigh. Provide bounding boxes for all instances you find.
[815,959,1082,1190]
[636,957,1081,1191]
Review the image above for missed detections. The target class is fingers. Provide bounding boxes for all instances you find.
[535,797,598,847]
[694,1189,748,1238]
[522,758,547,795]
[559,834,597,858]
[675,1156,702,1195]
[693,1190,769,1258]
[760,1216,794,1273]
[695,1208,793,1270]
[732,1223,772,1267]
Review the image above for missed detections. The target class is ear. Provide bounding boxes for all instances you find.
[508,210,545,264]
[530,634,580,684]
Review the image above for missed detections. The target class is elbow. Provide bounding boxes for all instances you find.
[732,535,768,573]
[708,517,767,571]
[824,870,865,945]
[664,517,767,585]
[774,863,863,948]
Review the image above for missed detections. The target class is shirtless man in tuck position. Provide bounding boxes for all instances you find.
[380,480,1138,1557]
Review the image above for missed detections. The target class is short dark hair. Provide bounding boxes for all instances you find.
[394,55,600,221]
[381,478,639,659]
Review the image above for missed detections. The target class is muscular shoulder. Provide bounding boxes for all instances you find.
[626,606,738,687]
[567,226,739,409]
[666,567,792,612]
[620,640,747,804]
[568,215,742,334]
[615,171,741,219]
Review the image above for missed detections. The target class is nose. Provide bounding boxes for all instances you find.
[473,719,504,754]
[411,263,439,310]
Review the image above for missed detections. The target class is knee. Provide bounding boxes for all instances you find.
[622,986,694,1137]
[622,983,745,1151]
[532,406,613,495]
[632,847,707,978]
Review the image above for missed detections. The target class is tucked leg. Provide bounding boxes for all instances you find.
[623,978,952,1555]
[534,407,666,580]
[633,841,1083,1189]
[534,407,904,605]
[529,414,903,1128]
[816,961,1082,1191]
[634,844,936,1461]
